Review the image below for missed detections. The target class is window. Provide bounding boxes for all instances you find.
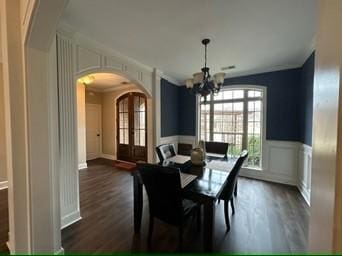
[200,87,264,168]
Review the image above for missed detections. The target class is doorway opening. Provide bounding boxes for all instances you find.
[116,92,147,162]
[76,72,151,168]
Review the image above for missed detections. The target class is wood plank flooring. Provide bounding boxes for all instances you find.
[0,158,309,253]
[62,158,309,253]
[0,189,8,253]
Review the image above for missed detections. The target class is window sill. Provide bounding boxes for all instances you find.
[242,166,263,172]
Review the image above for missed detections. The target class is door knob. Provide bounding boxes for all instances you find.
[97,134,100,137]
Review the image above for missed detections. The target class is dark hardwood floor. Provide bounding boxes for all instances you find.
[0,158,309,253]
[62,158,309,253]
[0,188,9,253]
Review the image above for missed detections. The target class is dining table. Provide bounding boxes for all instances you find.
[132,155,237,252]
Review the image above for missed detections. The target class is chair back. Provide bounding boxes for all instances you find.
[205,141,229,158]
[138,163,183,225]
[219,150,248,200]
[155,144,176,162]
[177,143,193,156]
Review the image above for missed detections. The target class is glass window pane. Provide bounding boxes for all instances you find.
[199,88,263,167]
[214,92,223,101]
[223,90,233,100]
[233,90,244,99]
[140,112,145,129]
[123,98,128,112]
[255,101,261,111]
[140,130,145,146]
[233,102,243,112]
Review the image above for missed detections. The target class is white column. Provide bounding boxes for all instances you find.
[0,0,30,251]
[57,33,81,228]
[309,0,342,251]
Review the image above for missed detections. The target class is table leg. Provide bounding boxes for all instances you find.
[133,174,143,233]
[203,200,215,252]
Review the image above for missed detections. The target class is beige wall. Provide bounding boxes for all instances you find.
[85,90,102,105]
[0,64,7,182]
[102,86,141,156]
[309,0,342,252]
[77,83,86,167]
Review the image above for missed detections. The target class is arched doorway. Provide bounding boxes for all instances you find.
[116,92,147,162]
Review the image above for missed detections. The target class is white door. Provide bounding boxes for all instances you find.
[86,104,101,160]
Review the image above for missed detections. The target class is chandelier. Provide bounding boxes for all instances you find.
[185,39,225,99]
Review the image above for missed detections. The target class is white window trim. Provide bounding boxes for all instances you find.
[196,84,267,171]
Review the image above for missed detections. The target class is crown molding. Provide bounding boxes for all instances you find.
[300,37,315,65]
[160,74,182,86]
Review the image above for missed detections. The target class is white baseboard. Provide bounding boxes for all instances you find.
[240,168,298,186]
[61,210,82,229]
[298,180,311,206]
[0,181,8,190]
[78,162,87,170]
[6,241,11,252]
[100,154,115,160]
[55,247,64,255]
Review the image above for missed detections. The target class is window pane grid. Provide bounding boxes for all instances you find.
[200,88,263,168]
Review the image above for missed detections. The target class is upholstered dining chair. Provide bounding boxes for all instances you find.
[155,144,176,163]
[219,150,248,231]
[137,163,201,249]
[205,141,229,159]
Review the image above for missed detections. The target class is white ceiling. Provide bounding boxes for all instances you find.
[83,73,135,92]
[62,0,316,82]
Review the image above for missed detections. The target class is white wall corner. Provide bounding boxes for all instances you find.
[0,180,8,190]
[78,163,88,170]
[61,210,82,230]
[160,73,182,86]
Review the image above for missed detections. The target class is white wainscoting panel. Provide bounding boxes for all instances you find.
[298,144,312,205]
[57,33,81,229]
[178,136,197,147]
[240,140,299,185]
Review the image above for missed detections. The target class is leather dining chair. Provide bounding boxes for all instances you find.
[137,163,201,249]
[205,141,229,159]
[219,150,248,231]
[155,144,176,163]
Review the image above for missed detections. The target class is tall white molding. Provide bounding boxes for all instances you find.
[56,33,81,228]
[153,69,161,162]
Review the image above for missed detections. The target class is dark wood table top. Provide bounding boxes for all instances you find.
[160,156,237,201]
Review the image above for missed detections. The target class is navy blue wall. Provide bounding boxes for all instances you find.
[160,78,179,137]
[178,86,196,135]
[161,55,315,145]
[223,69,302,141]
[299,52,315,146]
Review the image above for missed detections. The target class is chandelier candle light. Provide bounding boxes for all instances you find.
[185,39,225,100]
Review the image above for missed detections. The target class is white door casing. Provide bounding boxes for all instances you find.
[86,104,101,160]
